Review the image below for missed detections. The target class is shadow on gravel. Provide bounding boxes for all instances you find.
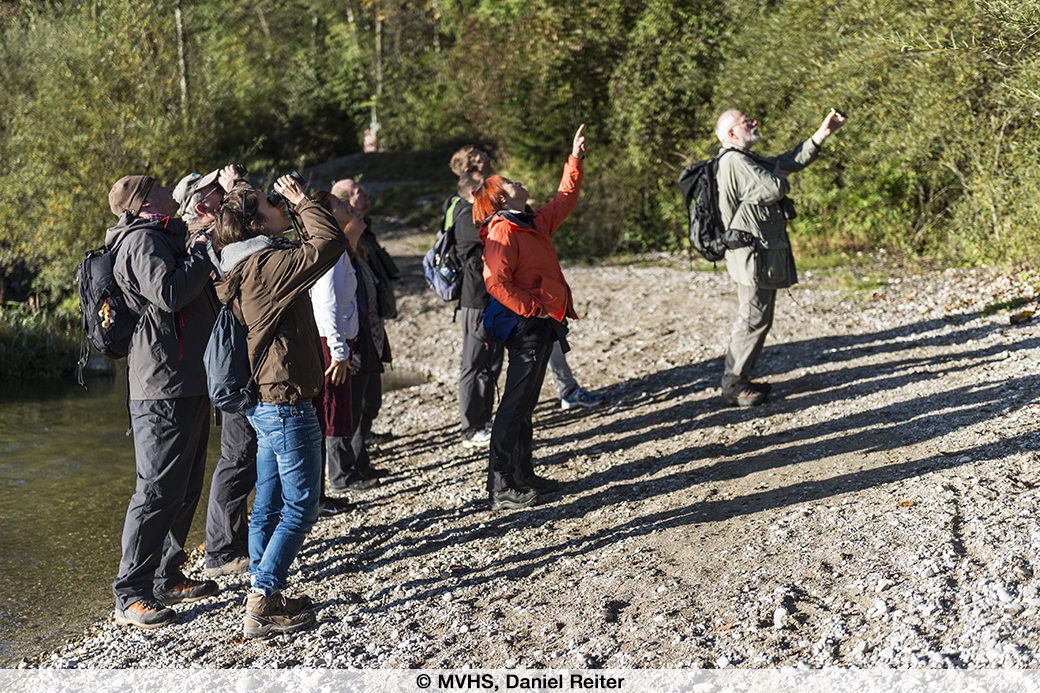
[301,307,1040,611]
[535,312,1039,473]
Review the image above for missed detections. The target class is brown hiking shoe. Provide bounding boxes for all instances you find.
[281,593,315,613]
[114,598,178,629]
[203,556,249,578]
[244,592,317,638]
[155,577,219,606]
[721,388,767,407]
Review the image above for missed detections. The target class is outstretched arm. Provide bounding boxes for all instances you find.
[537,124,586,235]
[774,109,847,175]
[811,108,847,146]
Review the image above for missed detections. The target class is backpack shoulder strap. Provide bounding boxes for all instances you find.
[443,197,461,234]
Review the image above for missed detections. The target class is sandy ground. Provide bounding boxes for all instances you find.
[28,225,1040,670]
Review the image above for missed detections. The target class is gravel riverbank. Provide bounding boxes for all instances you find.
[25,229,1040,670]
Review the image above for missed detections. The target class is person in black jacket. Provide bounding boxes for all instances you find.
[106,175,220,629]
[449,151,504,447]
[173,170,257,578]
[331,179,398,446]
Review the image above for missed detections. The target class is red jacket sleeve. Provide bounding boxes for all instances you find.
[534,155,583,237]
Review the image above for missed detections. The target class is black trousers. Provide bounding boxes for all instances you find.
[360,370,382,439]
[113,396,210,609]
[204,409,257,567]
[487,335,553,495]
[328,370,377,488]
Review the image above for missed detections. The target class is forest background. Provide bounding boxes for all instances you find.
[0,0,1038,379]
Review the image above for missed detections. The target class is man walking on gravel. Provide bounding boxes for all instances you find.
[107,175,221,628]
[716,108,847,407]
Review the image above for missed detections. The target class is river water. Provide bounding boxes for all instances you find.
[0,365,425,666]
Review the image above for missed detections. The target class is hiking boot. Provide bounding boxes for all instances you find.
[365,431,394,446]
[516,474,560,494]
[203,556,249,578]
[561,388,605,410]
[318,496,353,517]
[243,592,317,638]
[462,429,492,448]
[345,477,380,491]
[721,388,767,408]
[360,465,390,480]
[155,577,219,606]
[282,593,315,613]
[489,487,540,511]
[114,598,178,629]
[747,380,772,394]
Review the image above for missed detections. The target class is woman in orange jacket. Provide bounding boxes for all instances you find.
[472,124,586,511]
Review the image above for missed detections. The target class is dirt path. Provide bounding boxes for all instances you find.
[32,226,1040,670]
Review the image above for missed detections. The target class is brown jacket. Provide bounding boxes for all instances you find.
[214,199,348,404]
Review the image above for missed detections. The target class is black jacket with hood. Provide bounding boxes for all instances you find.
[106,212,219,400]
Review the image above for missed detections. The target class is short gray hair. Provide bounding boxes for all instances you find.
[180,188,208,224]
[715,110,739,144]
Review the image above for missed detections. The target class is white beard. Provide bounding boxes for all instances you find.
[739,130,761,149]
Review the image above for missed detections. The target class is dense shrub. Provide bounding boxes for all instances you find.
[1,0,1038,318]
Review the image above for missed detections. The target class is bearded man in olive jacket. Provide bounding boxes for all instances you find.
[716,108,847,407]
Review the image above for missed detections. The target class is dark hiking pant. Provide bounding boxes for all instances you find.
[360,369,382,440]
[459,305,504,435]
[328,370,378,488]
[113,395,209,609]
[488,339,553,495]
[204,409,257,568]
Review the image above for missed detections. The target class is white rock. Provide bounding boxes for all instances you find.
[716,656,730,669]
[851,641,868,656]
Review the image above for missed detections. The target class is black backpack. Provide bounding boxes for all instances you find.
[204,299,258,413]
[204,294,286,413]
[76,239,142,363]
[422,194,463,301]
[678,150,753,262]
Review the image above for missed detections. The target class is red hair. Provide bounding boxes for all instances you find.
[472,175,507,226]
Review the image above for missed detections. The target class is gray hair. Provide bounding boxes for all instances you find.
[180,188,208,224]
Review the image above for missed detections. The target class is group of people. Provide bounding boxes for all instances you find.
[100,107,846,638]
[105,166,397,638]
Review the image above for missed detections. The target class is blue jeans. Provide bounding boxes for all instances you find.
[245,402,322,596]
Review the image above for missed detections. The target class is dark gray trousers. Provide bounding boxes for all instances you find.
[722,284,777,394]
[204,409,257,568]
[113,395,210,609]
[459,305,505,434]
[488,341,553,495]
[328,370,377,488]
[360,369,381,440]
